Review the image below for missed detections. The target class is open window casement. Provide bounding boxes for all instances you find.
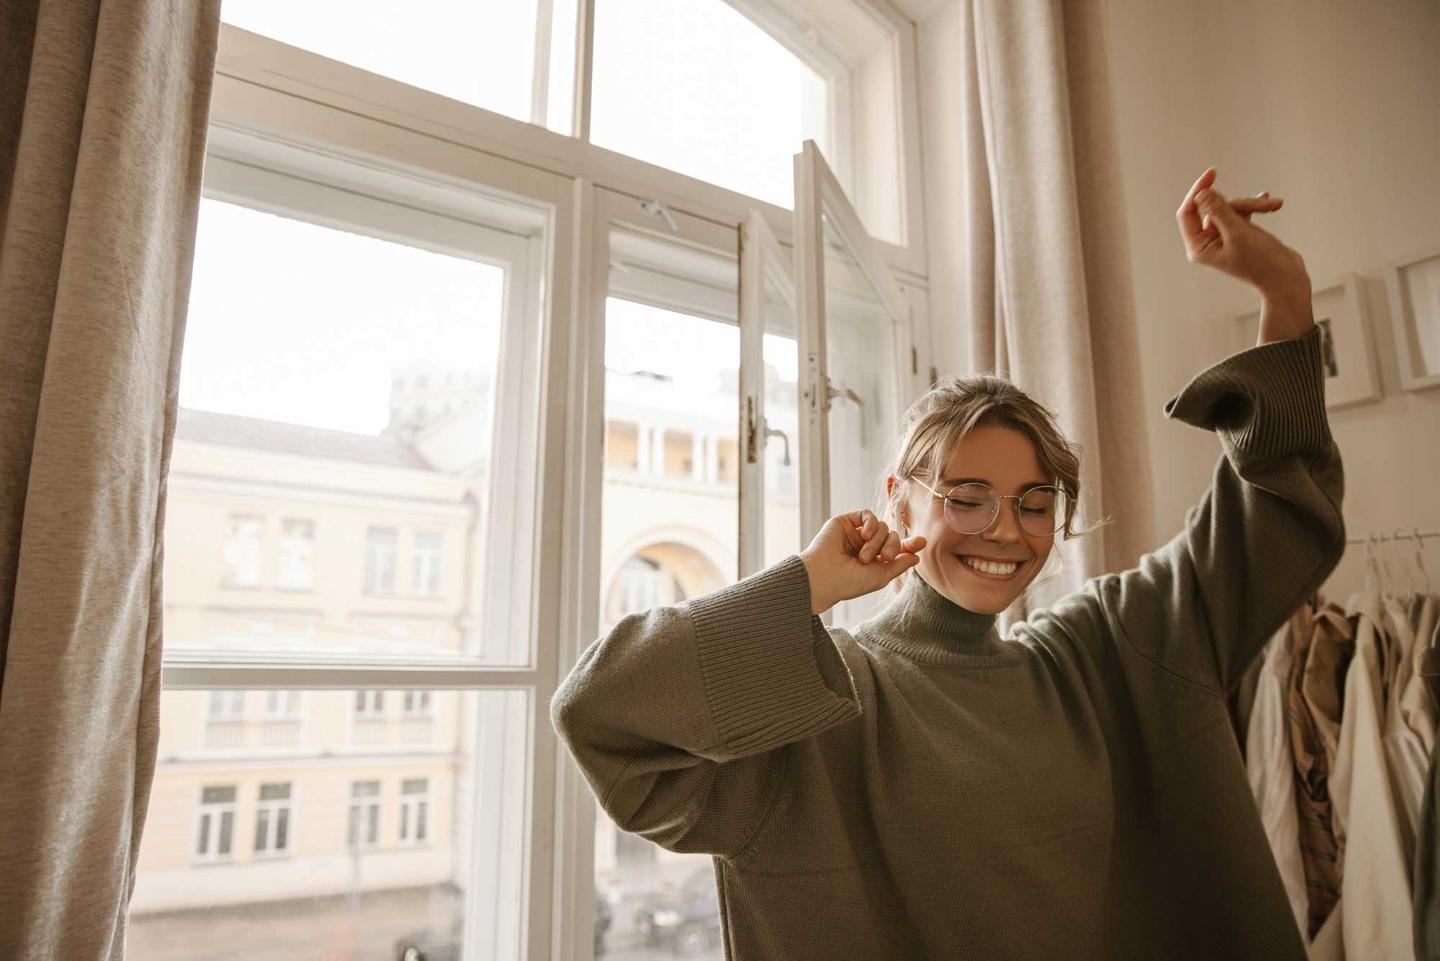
[737,210,805,579]
[791,139,912,630]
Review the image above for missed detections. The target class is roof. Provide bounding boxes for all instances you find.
[175,408,432,470]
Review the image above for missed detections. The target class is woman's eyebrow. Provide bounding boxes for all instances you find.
[939,476,1052,492]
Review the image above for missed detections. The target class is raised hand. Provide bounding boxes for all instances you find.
[800,509,927,616]
[1176,166,1309,301]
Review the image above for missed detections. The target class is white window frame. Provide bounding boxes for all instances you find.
[411,531,444,597]
[276,517,315,591]
[362,526,398,595]
[253,781,295,857]
[401,690,433,719]
[353,690,386,721]
[193,785,238,863]
[161,5,931,957]
[207,689,246,721]
[346,780,383,851]
[222,514,264,587]
[263,689,303,719]
[398,777,431,846]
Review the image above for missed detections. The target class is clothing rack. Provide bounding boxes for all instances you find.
[1344,527,1440,546]
[1310,528,1439,608]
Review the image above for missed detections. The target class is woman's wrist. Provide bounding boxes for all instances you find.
[1255,276,1314,345]
[799,551,832,616]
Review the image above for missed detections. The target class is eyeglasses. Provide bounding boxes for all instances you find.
[909,478,1069,537]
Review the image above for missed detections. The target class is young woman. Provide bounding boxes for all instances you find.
[552,167,1344,960]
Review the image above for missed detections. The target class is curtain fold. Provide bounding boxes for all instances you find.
[0,1,220,957]
[930,0,1156,633]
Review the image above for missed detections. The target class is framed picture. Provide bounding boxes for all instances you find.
[1385,246,1440,392]
[1232,272,1381,410]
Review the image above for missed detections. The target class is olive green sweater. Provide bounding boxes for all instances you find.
[552,324,1344,959]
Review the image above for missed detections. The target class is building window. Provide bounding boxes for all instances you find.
[207,690,246,721]
[411,531,443,597]
[263,690,302,719]
[363,527,397,594]
[223,515,263,587]
[195,785,237,861]
[616,555,666,619]
[277,518,315,590]
[354,690,385,720]
[402,690,432,718]
[346,780,382,850]
[399,778,430,845]
[253,782,293,856]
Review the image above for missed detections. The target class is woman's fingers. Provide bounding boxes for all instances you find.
[1175,166,1217,239]
[859,521,890,562]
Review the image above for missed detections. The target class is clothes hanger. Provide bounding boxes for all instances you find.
[1411,526,1434,596]
[1362,532,1378,595]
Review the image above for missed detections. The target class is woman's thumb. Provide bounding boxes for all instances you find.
[1194,187,1238,237]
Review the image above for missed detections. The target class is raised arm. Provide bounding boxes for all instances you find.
[549,553,863,859]
[1090,322,1345,696]
[1047,169,1345,695]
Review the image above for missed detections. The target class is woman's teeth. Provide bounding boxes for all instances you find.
[957,555,1021,578]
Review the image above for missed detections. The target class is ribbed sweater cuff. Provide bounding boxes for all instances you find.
[1163,323,1332,462]
[682,553,862,759]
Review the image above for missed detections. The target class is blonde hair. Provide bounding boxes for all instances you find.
[874,372,1115,600]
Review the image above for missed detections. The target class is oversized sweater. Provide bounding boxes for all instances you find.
[551,323,1345,960]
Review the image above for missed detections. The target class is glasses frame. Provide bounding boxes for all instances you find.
[908,477,1068,537]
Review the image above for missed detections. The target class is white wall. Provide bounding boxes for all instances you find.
[917,0,1440,596]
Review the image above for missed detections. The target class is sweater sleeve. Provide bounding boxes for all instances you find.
[1086,323,1346,697]
[549,552,863,858]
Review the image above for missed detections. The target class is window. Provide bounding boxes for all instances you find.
[277,518,315,590]
[207,690,246,721]
[195,786,237,861]
[591,0,827,208]
[220,0,580,134]
[141,2,925,952]
[363,527,397,594]
[402,690,432,718]
[346,780,382,850]
[411,531,443,596]
[353,690,385,720]
[398,778,430,845]
[615,555,666,619]
[253,782,293,856]
[263,690,302,719]
[223,515,263,586]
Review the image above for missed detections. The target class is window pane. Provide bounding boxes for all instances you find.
[592,0,828,207]
[594,288,736,955]
[220,0,579,132]
[165,160,542,662]
[761,292,802,570]
[277,518,315,590]
[819,211,900,630]
[131,689,529,960]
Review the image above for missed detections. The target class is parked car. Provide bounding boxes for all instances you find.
[633,865,722,957]
[393,887,613,960]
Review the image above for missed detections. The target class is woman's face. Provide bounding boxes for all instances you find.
[887,425,1057,615]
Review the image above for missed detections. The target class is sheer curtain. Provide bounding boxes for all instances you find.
[0,1,220,956]
[920,0,1157,633]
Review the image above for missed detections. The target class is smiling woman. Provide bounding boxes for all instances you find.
[874,373,1106,615]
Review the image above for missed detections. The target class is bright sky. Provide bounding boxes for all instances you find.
[186,1,818,435]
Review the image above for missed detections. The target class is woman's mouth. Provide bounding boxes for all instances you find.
[954,554,1023,581]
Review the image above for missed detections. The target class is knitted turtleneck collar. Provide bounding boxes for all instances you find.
[858,568,1026,667]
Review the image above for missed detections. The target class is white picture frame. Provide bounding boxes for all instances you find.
[1232,272,1381,410]
[1385,246,1440,392]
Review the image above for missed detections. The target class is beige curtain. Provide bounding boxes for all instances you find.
[0,1,219,957]
[926,0,1156,633]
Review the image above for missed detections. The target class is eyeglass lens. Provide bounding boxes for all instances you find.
[943,483,1067,536]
